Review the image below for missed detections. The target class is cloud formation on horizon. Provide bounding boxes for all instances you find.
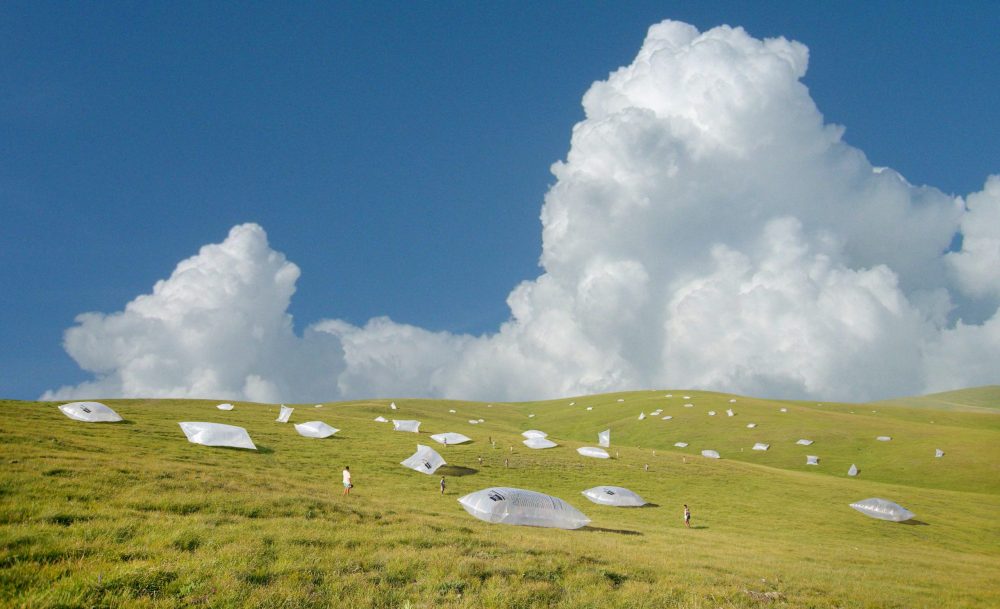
[44,21,999,403]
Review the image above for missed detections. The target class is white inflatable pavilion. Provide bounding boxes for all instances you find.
[400,444,446,475]
[598,429,610,447]
[276,405,293,423]
[523,437,558,449]
[294,421,339,438]
[752,443,769,451]
[806,455,819,465]
[849,498,915,522]
[848,464,859,476]
[521,430,548,439]
[179,422,256,450]
[430,432,472,445]
[374,416,388,422]
[701,450,720,459]
[392,419,421,433]
[216,403,234,411]
[581,486,647,507]
[577,447,610,459]
[58,401,122,423]
[458,487,590,529]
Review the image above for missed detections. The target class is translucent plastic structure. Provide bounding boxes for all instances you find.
[523,437,558,449]
[598,429,610,448]
[708,411,716,416]
[528,414,535,418]
[179,422,256,450]
[806,455,819,465]
[746,423,757,428]
[638,412,646,420]
[662,415,673,420]
[58,401,122,423]
[276,405,293,423]
[216,403,234,411]
[876,436,892,441]
[393,419,421,433]
[374,416,388,422]
[468,420,480,424]
[796,439,813,445]
[726,409,735,417]
[390,402,397,410]
[780,407,788,412]
[577,447,610,459]
[400,444,445,475]
[848,464,859,476]
[430,432,472,445]
[701,450,720,459]
[458,487,590,529]
[448,409,456,413]
[521,430,548,439]
[935,449,944,458]
[729,399,737,403]
[586,407,593,411]
[849,498,914,522]
[674,442,688,448]
[617,399,625,403]
[294,421,339,438]
[752,443,769,451]
[581,486,647,507]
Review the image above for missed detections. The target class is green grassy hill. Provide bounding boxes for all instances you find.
[2,389,998,608]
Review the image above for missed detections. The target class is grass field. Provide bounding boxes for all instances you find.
[2,387,998,608]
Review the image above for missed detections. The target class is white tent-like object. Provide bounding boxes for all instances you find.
[746,423,757,428]
[390,402,397,410]
[523,437,558,449]
[662,415,673,420]
[276,405,293,423]
[393,420,421,433]
[458,487,590,529]
[638,412,646,420]
[796,439,814,445]
[577,447,610,459]
[294,421,339,438]
[726,409,735,417]
[430,432,472,445]
[707,411,716,416]
[807,455,819,465]
[179,422,256,450]
[848,464,859,476]
[477,418,485,423]
[448,409,456,413]
[780,407,788,412]
[876,436,892,441]
[58,401,122,423]
[216,403,234,411]
[400,444,445,474]
[374,416,388,422]
[581,486,647,507]
[617,399,625,403]
[468,420,480,425]
[729,399,737,403]
[701,450,721,459]
[849,498,915,522]
[586,406,593,411]
[935,449,945,458]
[521,430,548,439]
[598,429,610,448]
[752,443,769,451]
[674,442,688,448]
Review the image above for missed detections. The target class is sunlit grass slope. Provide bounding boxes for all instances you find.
[2,389,998,609]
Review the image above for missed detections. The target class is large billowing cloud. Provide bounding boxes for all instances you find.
[44,21,998,403]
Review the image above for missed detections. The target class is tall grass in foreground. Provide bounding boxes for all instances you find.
[1,390,998,608]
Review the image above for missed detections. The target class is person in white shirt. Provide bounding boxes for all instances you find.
[342,466,352,496]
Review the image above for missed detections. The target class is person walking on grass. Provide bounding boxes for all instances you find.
[439,476,446,495]
[683,504,691,528]
[342,466,352,496]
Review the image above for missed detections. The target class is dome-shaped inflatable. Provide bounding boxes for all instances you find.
[400,444,446,475]
[458,487,590,529]
[849,498,914,522]
[294,421,339,438]
[179,422,256,450]
[392,419,421,433]
[430,432,472,445]
[58,401,122,423]
[523,437,558,449]
[577,447,610,459]
[521,430,548,439]
[581,486,646,507]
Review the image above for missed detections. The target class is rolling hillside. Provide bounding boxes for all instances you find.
[1,388,998,608]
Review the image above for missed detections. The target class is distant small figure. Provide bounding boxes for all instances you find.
[443,438,448,447]
[683,504,691,528]
[683,457,688,464]
[488,436,493,445]
[504,458,509,468]
[644,463,649,472]
[492,441,496,449]
[652,450,656,457]
[439,476,446,495]
[477,455,483,465]
[509,445,513,453]
[342,466,352,496]
[616,450,620,459]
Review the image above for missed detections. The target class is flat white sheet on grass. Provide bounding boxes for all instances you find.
[708,411,716,416]
[179,422,256,450]
[577,447,610,459]
[780,407,788,412]
[848,464,859,476]
[935,449,945,458]
[807,455,819,465]
[431,432,472,445]
[617,399,624,402]
[849,498,915,522]
[294,421,339,438]
[374,416,388,422]
[276,405,293,423]
[684,403,693,408]
[448,409,456,413]
[598,429,610,448]
[58,401,123,423]
[796,439,814,445]
[752,443,770,451]
[729,399,737,403]
[523,437,558,449]
[216,403,234,411]
[586,407,593,411]
[674,442,688,448]
[581,486,646,507]
[877,436,892,441]
[726,409,734,416]
[401,444,445,475]
[392,419,421,432]
[468,420,480,425]
[746,423,757,428]
[458,487,590,529]
[521,430,548,439]
[662,415,673,420]
[701,450,720,459]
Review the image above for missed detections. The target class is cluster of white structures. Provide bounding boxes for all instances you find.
[55,394,936,527]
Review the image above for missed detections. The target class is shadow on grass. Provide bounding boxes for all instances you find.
[438,465,478,477]
[900,519,929,526]
[690,525,709,529]
[640,503,660,508]
[581,526,642,536]
[254,445,275,454]
[116,419,138,425]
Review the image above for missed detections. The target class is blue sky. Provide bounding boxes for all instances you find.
[2,2,998,401]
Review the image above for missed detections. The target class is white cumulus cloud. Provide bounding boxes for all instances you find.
[46,20,998,403]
